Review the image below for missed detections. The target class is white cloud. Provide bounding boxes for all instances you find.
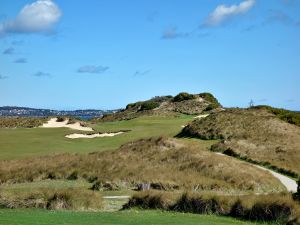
[205,0,255,26]
[0,0,62,35]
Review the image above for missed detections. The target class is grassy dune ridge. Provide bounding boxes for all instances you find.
[180,108,300,175]
[0,137,285,193]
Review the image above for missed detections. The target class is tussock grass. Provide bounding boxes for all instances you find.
[124,191,300,224]
[0,188,103,210]
[0,137,285,193]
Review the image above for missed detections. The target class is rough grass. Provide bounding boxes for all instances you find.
[124,191,300,225]
[0,209,272,225]
[253,105,300,127]
[0,188,103,210]
[0,115,194,160]
[0,117,47,128]
[179,108,300,175]
[0,137,285,193]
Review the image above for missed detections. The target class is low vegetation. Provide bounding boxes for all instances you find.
[124,191,300,224]
[0,188,103,210]
[179,108,300,175]
[173,92,196,102]
[0,137,285,193]
[0,117,47,128]
[252,105,300,127]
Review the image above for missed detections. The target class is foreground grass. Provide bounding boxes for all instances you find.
[0,115,193,160]
[0,209,273,225]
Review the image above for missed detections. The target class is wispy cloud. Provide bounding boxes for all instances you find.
[133,69,151,77]
[0,0,62,35]
[33,71,51,77]
[14,58,27,63]
[161,26,190,40]
[3,47,15,55]
[204,0,255,26]
[0,74,8,79]
[77,65,109,74]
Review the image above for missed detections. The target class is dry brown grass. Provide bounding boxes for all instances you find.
[0,137,285,193]
[124,190,300,224]
[0,188,103,210]
[0,117,47,128]
[180,108,300,175]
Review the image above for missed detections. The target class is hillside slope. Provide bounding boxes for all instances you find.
[180,108,300,176]
[0,137,284,194]
[98,92,222,122]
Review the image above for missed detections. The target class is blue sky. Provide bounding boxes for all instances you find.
[0,0,299,110]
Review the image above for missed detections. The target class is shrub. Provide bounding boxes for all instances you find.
[199,93,221,106]
[204,103,219,111]
[140,101,159,111]
[173,92,196,102]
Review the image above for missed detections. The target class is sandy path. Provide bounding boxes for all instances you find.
[102,196,130,199]
[65,132,124,139]
[215,153,297,193]
[41,118,93,131]
[194,114,210,119]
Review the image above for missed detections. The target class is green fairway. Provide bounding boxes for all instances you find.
[0,209,272,225]
[0,115,195,160]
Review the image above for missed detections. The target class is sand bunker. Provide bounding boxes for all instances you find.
[41,118,93,131]
[65,132,124,139]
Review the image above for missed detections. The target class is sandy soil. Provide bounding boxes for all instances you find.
[65,132,124,139]
[194,114,209,119]
[41,118,93,131]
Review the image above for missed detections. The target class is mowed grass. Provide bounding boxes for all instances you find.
[0,114,194,160]
[0,209,273,225]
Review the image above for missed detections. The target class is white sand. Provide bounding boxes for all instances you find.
[65,132,124,139]
[215,153,297,193]
[41,118,93,131]
[102,196,130,199]
[194,114,209,119]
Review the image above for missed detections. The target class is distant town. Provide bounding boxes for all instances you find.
[0,106,119,119]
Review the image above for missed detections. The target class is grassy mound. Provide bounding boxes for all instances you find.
[99,92,221,122]
[0,137,285,193]
[252,105,300,127]
[179,108,300,175]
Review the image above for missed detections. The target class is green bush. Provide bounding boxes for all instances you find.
[173,92,196,102]
[140,101,159,111]
[199,93,221,106]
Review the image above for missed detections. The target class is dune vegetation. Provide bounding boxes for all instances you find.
[179,108,300,176]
